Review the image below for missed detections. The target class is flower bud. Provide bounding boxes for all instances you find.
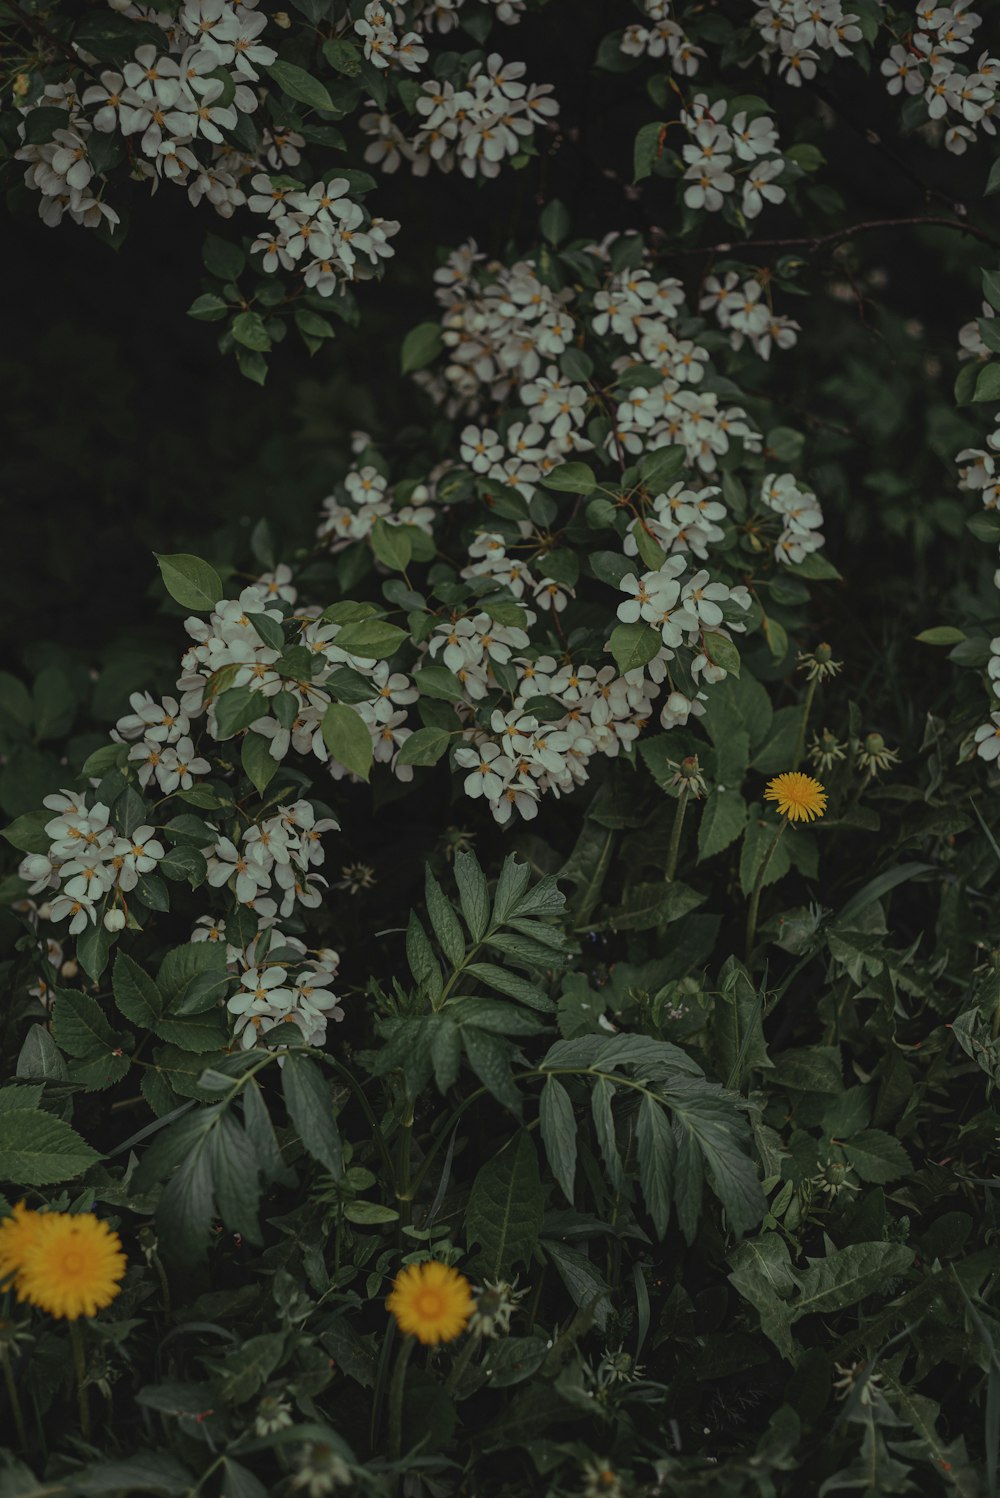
[104,908,127,932]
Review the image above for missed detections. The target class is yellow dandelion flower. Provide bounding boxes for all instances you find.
[15,1212,127,1321]
[764,772,827,822]
[0,1202,43,1287]
[386,1259,474,1345]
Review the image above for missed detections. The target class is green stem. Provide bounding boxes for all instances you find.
[388,1334,415,1465]
[69,1320,90,1443]
[1,1342,27,1453]
[792,676,818,771]
[151,1251,171,1321]
[395,1102,414,1235]
[443,1335,478,1396]
[665,785,689,883]
[745,821,788,970]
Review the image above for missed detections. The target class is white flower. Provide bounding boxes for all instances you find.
[113,825,166,892]
[455,741,512,799]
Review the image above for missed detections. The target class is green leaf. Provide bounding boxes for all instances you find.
[636,1093,675,1237]
[212,686,263,740]
[792,1242,913,1320]
[640,446,686,491]
[154,553,223,613]
[698,789,748,861]
[462,1027,522,1116]
[983,268,1000,311]
[610,621,660,673]
[113,952,165,1028]
[52,989,123,1058]
[236,348,268,386]
[538,1075,577,1205]
[424,867,466,967]
[728,1234,799,1359]
[281,1053,342,1180]
[590,1075,624,1190]
[188,292,229,322]
[539,462,596,494]
[739,810,791,897]
[321,703,373,781]
[397,726,450,766]
[77,922,112,983]
[371,517,412,571]
[1,810,51,854]
[466,1131,543,1278]
[973,362,1000,403]
[914,625,966,646]
[540,198,570,245]
[987,159,1000,197]
[414,664,465,701]
[542,1239,612,1330]
[666,1076,766,1239]
[713,956,771,1091]
[232,310,272,352]
[241,730,279,795]
[633,119,665,181]
[401,321,443,374]
[203,231,245,281]
[0,1108,101,1185]
[266,58,334,111]
[333,619,407,658]
[840,1129,911,1183]
[701,631,741,678]
[322,35,362,73]
[454,850,490,942]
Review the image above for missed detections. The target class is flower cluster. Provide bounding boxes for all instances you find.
[247,174,399,299]
[760,472,826,565]
[699,273,801,360]
[619,0,704,74]
[360,52,558,181]
[223,933,345,1050]
[677,94,789,220]
[19,789,167,935]
[16,0,275,231]
[752,0,864,87]
[879,4,999,155]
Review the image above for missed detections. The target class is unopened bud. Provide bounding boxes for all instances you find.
[104,908,127,932]
[60,958,79,979]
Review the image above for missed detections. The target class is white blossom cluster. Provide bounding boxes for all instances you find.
[19,790,167,934]
[699,273,801,361]
[309,240,815,825]
[406,0,526,30]
[619,0,705,74]
[360,53,558,181]
[16,0,276,231]
[760,472,825,565]
[955,412,1000,763]
[247,174,399,298]
[956,416,1000,513]
[957,299,994,361]
[317,466,435,551]
[415,242,577,413]
[678,95,788,220]
[223,935,344,1050]
[879,3,999,155]
[752,0,865,86]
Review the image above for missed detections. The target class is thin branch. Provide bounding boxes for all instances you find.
[670,214,1000,259]
[6,0,99,79]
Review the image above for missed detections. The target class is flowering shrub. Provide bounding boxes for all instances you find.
[4,0,1000,1495]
